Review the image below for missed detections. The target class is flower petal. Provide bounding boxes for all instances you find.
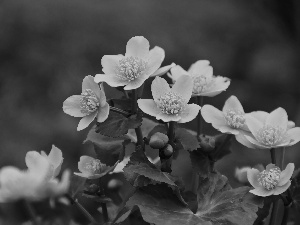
[137,99,161,117]
[188,60,212,77]
[48,145,63,177]
[151,63,176,77]
[178,104,201,123]
[77,112,97,131]
[125,36,150,60]
[169,65,189,82]
[286,127,300,146]
[278,163,294,186]
[218,126,239,135]
[0,166,24,188]
[25,151,50,179]
[101,54,123,74]
[273,181,291,195]
[247,168,261,189]
[200,76,230,97]
[244,135,269,149]
[222,96,244,113]
[124,75,147,90]
[201,105,227,128]
[146,46,165,76]
[266,107,288,131]
[287,121,295,129]
[250,187,274,197]
[63,95,85,117]
[94,74,128,87]
[235,133,257,149]
[151,77,171,103]
[97,103,110,123]
[78,156,95,175]
[245,115,263,139]
[248,111,268,123]
[82,75,100,95]
[171,75,193,102]
[156,112,181,122]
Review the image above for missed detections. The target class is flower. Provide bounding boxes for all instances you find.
[74,156,117,179]
[167,60,230,97]
[94,36,173,90]
[63,75,109,131]
[247,163,294,196]
[0,147,70,202]
[201,95,248,135]
[239,108,300,149]
[137,76,201,123]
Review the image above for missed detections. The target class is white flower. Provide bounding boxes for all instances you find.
[0,146,70,202]
[63,75,109,131]
[94,36,173,90]
[168,60,230,97]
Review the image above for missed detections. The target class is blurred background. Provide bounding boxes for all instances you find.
[0,0,300,223]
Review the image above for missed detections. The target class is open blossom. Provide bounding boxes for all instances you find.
[137,76,201,123]
[63,75,109,131]
[238,108,300,149]
[74,156,117,179]
[201,96,248,135]
[247,163,294,196]
[94,36,173,90]
[0,146,70,202]
[168,60,230,97]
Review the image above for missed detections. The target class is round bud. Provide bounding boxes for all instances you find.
[162,144,173,157]
[149,132,169,149]
[107,179,123,190]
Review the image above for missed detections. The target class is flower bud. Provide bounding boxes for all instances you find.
[235,167,251,184]
[199,134,215,152]
[162,144,173,157]
[107,179,123,190]
[149,132,169,149]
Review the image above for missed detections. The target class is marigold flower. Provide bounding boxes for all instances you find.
[74,156,116,179]
[137,76,201,123]
[0,147,70,202]
[239,108,300,149]
[201,96,248,135]
[168,60,230,97]
[63,75,109,131]
[94,36,173,90]
[247,163,294,196]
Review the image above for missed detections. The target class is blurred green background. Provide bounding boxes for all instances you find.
[0,0,300,223]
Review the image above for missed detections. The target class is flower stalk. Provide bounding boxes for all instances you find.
[196,96,204,137]
[132,89,144,148]
[24,200,39,225]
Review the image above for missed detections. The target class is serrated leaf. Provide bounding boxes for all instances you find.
[174,128,200,152]
[84,128,129,166]
[254,196,277,225]
[110,98,132,111]
[196,173,263,225]
[189,151,211,179]
[95,111,142,138]
[115,184,211,225]
[208,134,232,161]
[123,147,187,205]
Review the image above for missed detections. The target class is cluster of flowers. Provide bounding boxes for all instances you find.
[1,36,299,204]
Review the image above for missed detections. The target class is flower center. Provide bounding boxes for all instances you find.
[157,92,185,115]
[257,125,285,146]
[85,159,104,174]
[80,89,100,115]
[116,56,148,81]
[224,110,245,129]
[257,167,281,190]
[192,75,213,94]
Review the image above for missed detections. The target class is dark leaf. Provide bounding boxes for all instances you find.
[196,173,263,225]
[174,128,200,152]
[95,111,142,138]
[189,151,211,179]
[69,175,86,198]
[208,134,233,161]
[147,124,168,139]
[115,184,211,225]
[110,98,132,111]
[254,196,277,225]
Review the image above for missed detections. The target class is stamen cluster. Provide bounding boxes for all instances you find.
[224,110,245,129]
[84,159,104,174]
[80,89,100,115]
[116,56,147,81]
[192,75,213,94]
[257,167,281,190]
[157,92,185,115]
[257,125,285,146]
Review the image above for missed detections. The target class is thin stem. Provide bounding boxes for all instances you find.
[65,194,97,224]
[24,200,39,225]
[196,96,204,137]
[101,203,109,223]
[270,148,276,165]
[131,89,138,114]
[168,121,175,142]
[270,200,280,225]
[110,106,130,116]
[131,89,144,148]
[123,90,129,98]
[281,205,290,225]
[279,147,285,170]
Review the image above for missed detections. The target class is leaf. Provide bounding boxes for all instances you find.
[123,146,187,205]
[254,196,277,225]
[84,128,129,166]
[196,173,263,225]
[209,134,232,161]
[69,175,86,198]
[95,111,142,138]
[109,98,132,111]
[147,124,168,139]
[115,184,211,225]
[189,151,211,179]
[290,167,300,222]
[174,128,200,152]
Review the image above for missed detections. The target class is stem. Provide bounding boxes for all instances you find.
[123,90,129,98]
[101,203,109,223]
[160,121,175,173]
[110,106,130,116]
[279,147,285,170]
[131,89,144,148]
[281,205,290,225]
[65,194,97,224]
[24,200,39,225]
[168,121,175,142]
[270,148,276,165]
[270,200,280,225]
[196,96,204,137]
